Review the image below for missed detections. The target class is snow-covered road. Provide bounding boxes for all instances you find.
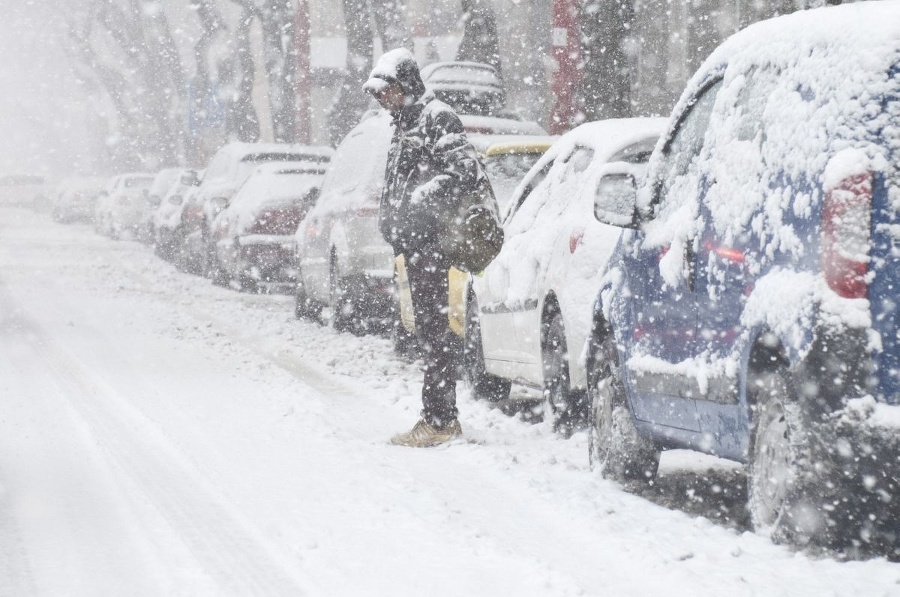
[0,207,897,596]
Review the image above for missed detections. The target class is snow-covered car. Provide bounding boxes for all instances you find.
[152,169,202,261]
[97,173,155,239]
[421,61,505,116]
[214,163,325,292]
[0,174,45,208]
[140,167,183,243]
[584,2,900,551]
[174,185,207,273]
[465,118,664,431]
[183,142,332,278]
[294,111,395,334]
[51,176,106,223]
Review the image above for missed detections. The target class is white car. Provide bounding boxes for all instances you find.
[97,173,155,239]
[140,168,184,242]
[466,117,666,431]
[0,174,46,208]
[214,163,325,292]
[152,169,202,261]
[51,176,106,223]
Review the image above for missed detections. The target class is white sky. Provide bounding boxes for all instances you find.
[0,1,91,177]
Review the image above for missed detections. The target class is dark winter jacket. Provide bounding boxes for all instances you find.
[375,54,483,258]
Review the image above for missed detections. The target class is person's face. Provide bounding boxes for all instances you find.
[375,83,405,114]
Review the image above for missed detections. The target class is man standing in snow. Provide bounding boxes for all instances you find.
[364,48,484,447]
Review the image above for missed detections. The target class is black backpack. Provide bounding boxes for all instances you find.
[442,162,504,273]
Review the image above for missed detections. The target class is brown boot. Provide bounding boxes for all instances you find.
[390,419,462,447]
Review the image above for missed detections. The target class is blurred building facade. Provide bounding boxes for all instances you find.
[292,0,855,145]
[59,0,859,173]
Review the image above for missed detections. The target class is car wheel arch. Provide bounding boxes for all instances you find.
[743,327,792,410]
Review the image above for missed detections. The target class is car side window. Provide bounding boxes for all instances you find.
[654,79,723,218]
[503,160,554,224]
[566,147,594,175]
[610,137,658,164]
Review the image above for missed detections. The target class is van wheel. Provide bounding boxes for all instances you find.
[463,296,510,402]
[748,369,829,546]
[589,331,659,484]
[542,310,588,435]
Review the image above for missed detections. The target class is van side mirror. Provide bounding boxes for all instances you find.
[594,173,639,228]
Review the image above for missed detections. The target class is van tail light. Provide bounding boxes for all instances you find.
[821,172,871,299]
[703,241,745,264]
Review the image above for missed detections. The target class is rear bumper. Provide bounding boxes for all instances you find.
[238,236,296,283]
[815,399,899,556]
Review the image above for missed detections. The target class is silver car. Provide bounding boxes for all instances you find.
[100,173,155,239]
[294,112,395,334]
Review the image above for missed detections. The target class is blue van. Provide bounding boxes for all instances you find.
[585,2,899,552]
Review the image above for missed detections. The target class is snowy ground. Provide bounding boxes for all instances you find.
[0,207,898,596]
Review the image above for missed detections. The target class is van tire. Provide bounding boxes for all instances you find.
[748,368,829,547]
[589,331,659,484]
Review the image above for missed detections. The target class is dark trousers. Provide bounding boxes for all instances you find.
[405,250,458,427]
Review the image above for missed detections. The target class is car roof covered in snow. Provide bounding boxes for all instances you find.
[654,1,900,178]
[305,110,393,216]
[637,1,900,257]
[227,164,325,232]
[522,118,668,184]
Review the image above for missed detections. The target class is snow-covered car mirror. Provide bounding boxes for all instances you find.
[209,196,228,215]
[168,195,183,206]
[181,170,201,187]
[594,173,639,228]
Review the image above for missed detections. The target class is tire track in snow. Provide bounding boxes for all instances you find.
[0,279,314,597]
[110,253,360,402]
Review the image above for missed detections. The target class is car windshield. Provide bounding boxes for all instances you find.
[485,152,543,212]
